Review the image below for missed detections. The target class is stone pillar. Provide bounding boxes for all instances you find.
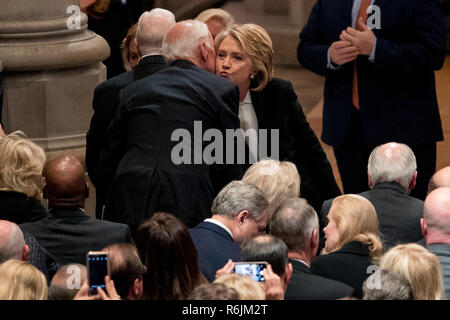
[0,0,110,152]
[289,0,316,29]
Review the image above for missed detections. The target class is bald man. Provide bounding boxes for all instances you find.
[428,167,450,194]
[422,187,450,299]
[321,142,424,251]
[20,155,133,265]
[102,20,242,234]
[0,220,29,263]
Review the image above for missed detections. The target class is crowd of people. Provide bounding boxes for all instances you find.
[0,2,449,301]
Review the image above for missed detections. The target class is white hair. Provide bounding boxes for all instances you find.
[0,221,26,263]
[368,142,417,191]
[136,8,176,55]
[162,20,212,64]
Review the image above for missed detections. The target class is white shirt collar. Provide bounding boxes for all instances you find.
[204,218,233,239]
[241,90,252,105]
[290,258,310,268]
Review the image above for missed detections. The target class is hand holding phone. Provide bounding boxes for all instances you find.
[232,262,267,282]
[86,251,110,296]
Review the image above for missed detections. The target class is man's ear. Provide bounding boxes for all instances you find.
[129,278,143,300]
[420,218,427,239]
[409,171,418,193]
[22,244,30,262]
[199,42,210,63]
[311,229,319,255]
[284,262,293,288]
[368,171,374,189]
[236,210,249,225]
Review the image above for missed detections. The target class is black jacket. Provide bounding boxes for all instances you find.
[0,191,47,224]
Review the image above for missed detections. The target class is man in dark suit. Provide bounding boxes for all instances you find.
[190,181,270,282]
[86,8,176,218]
[321,143,424,251]
[297,0,447,200]
[103,20,243,234]
[20,155,133,265]
[270,198,354,300]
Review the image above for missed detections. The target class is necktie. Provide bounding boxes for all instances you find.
[352,0,371,110]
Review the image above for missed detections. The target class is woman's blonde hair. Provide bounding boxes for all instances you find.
[215,23,274,91]
[214,273,265,300]
[243,160,300,211]
[324,194,383,262]
[0,131,46,200]
[380,243,445,300]
[0,260,48,300]
[195,8,234,28]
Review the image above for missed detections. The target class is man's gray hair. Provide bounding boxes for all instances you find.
[269,198,319,253]
[368,142,417,191]
[162,20,212,64]
[136,8,176,55]
[211,180,269,222]
[0,221,26,263]
[362,269,414,300]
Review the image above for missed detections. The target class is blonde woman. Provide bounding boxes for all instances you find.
[0,132,47,224]
[311,194,383,298]
[242,159,300,212]
[0,260,48,300]
[214,23,340,214]
[195,8,234,39]
[380,243,445,300]
[214,274,265,300]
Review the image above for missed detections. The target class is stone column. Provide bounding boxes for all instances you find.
[0,0,110,152]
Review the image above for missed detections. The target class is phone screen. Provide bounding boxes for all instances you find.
[87,253,108,295]
[233,263,266,282]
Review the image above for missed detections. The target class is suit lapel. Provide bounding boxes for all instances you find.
[344,0,354,27]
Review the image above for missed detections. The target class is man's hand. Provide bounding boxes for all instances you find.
[261,265,284,300]
[329,40,359,66]
[215,259,235,280]
[340,18,377,56]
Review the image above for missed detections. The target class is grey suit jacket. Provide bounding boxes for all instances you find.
[320,182,424,252]
[428,243,450,300]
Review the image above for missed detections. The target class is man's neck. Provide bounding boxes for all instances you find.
[288,251,311,268]
[426,233,450,246]
[209,215,234,236]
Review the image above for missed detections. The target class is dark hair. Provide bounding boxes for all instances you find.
[103,243,145,299]
[188,283,240,300]
[136,212,205,300]
[241,235,288,277]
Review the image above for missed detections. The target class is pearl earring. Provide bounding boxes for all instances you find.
[250,74,255,80]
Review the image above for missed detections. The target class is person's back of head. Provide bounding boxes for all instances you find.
[0,259,47,300]
[136,212,204,300]
[0,131,46,200]
[43,154,88,209]
[422,187,450,245]
[242,160,300,212]
[367,142,417,194]
[428,167,450,194]
[162,20,215,72]
[0,220,29,263]
[214,273,265,300]
[195,8,234,38]
[103,243,146,300]
[379,243,445,300]
[211,181,270,244]
[269,198,319,263]
[188,282,240,300]
[136,8,176,56]
[48,263,86,300]
[362,269,414,300]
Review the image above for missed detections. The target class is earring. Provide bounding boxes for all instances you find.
[250,74,255,80]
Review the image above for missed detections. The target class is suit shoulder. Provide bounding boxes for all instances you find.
[264,78,294,92]
[95,71,134,92]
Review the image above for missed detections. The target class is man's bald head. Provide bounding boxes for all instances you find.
[423,187,450,241]
[428,167,450,195]
[43,155,88,208]
[0,220,27,263]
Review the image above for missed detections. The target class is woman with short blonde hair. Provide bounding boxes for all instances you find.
[380,243,445,300]
[0,260,48,300]
[214,23,340,215]
[243,160,300,211]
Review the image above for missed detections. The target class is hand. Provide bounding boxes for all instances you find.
[73,276,121,300]
[329,40,359,66]
[340,18,376,56]
[215,259,235,280]
[261,265,284,300]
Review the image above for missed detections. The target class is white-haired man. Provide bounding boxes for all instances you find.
[86,8,176,219]
[102,20,242,235]
[321,142,424,251]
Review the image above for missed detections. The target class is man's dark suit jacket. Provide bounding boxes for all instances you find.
[20,207,133,265]
[102,60,242,233]
[320,182,424,251]
[311,241,374,299]
[249,78,341,212]
[297,0,446,147]
[86,55,167,216]
[189,221,241,283]
[0,191,47,225]
[285,259,354,300]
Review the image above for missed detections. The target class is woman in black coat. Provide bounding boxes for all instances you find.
[214,23,341,213]
[311,194,383,298]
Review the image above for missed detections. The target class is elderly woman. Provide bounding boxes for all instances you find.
[215,24,341,213]
[311,194,383,298]
[195,8,234,39]
[0,132,47,224]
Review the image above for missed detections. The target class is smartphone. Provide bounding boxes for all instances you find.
[86,251,109,295]
[232,262,267,282]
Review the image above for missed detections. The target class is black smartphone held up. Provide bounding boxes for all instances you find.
[232,261,268,282]
[86,251,109,295]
